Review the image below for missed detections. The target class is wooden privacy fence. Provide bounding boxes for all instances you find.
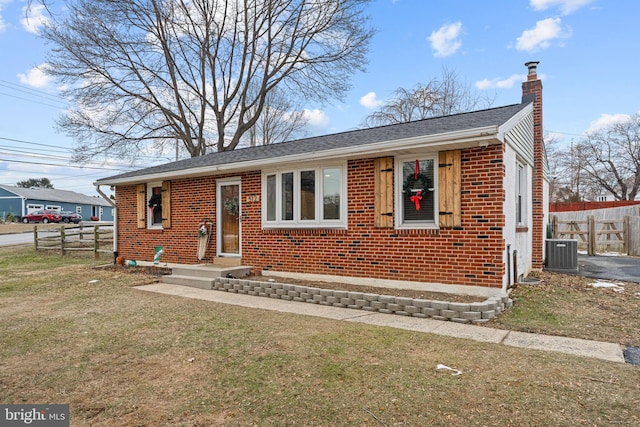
[34,223,114,258]
[549,214,639,256]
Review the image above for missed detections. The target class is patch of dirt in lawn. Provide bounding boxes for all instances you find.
[246,275,486,303]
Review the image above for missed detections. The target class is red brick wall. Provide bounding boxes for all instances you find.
[522,64,544,269]
[115,145,506,288]
[116,175,220,263]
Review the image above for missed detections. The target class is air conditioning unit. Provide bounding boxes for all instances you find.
[545,239,578,272]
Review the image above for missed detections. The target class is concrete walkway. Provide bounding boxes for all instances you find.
[135,283,626,364]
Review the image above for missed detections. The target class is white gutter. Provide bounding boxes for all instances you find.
[96,125,501,187]
[95,185,118,256]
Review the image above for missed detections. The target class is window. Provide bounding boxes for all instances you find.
[137,181,171,229]
[266,175,276,221]
[263,164,346,228]
[516,161,527,226]
[396,156,437,228]
[322,167,341,220]
[300,170,315,220]
[147,182,163,228]
[281,172,294,221]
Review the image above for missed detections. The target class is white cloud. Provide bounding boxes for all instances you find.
[475,74,527,90]
[303,109,330,128]
[359,92,384,109]
[17,64,53,88]
[21,4,49,35]
[530,0,595,15]
[586,113,631,134]
[427,22,463,58]
[0,0,11,34]
[515,17,570,52]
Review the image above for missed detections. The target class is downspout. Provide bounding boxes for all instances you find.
[506,244,512,289]
[95,185,118,263]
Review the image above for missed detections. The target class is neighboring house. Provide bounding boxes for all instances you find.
[95,62,549,294]
[592,194,638,202]
[594,194,615,202]
[0,185,115,222]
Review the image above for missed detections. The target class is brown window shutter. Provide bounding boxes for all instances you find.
[438,150,461,227]
[374,157,394,228]
[161,180,171,229]
[136,184,146,229]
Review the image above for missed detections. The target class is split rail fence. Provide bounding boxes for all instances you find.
[33,223,114,259]
[549,205,640,256]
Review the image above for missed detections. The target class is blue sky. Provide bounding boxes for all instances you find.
[0,0,638,196]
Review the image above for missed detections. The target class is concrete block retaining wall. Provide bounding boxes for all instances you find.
[213,277,512,324]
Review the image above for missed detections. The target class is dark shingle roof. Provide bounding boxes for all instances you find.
[97,101,531,184]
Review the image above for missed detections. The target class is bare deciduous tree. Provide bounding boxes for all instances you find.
[573,114,640,200]
[245,87,309,147]
[546,133,584,202]
[545,134,563,202]
[40,0,373,162]
[363,67,495,127]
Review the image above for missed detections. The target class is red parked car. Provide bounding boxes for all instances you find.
[21,210,62,224]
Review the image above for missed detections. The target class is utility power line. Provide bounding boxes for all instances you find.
[0,91,68,110]
[0,157,133,171]
[0,148,72,161]
[0,136,71,150]
[0,80,69,107]
[0,144,70,155]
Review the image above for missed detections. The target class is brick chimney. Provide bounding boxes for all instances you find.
[521,61,544,269]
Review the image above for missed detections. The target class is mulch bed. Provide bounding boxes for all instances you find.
[101,264,488,303]
[246,275,487,303]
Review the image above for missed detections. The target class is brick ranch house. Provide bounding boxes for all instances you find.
[95,62,549,296]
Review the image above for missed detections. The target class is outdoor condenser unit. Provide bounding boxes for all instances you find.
[545,239,578,272]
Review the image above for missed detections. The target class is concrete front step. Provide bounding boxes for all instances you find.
[163,274,214,290]
[162,264,252,290]
[171,264,252,279]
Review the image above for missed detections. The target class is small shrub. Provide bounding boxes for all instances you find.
[2,212,17,223]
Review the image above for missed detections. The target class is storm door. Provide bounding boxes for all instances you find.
[217,179,241,256]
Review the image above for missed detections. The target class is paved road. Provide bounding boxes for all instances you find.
[0,230,63,247]
[576,254,640,283]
